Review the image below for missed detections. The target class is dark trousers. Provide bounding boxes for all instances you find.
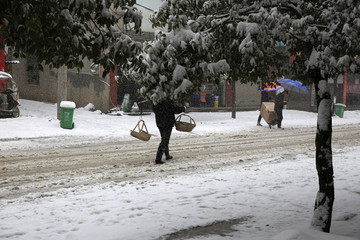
[156,126,173,161]
[269,107,283,127]
[257,102,263,123]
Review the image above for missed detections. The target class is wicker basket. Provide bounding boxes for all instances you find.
[130,120,151,141]
[175,114,196,132]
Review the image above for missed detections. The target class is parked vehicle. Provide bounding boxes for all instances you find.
[0,71,20,118]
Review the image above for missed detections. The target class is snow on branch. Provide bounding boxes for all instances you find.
[206,60,230,75]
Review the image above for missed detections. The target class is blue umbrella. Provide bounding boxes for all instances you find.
[278,79,308,94]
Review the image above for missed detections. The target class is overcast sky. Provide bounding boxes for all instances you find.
[135,0,163,32]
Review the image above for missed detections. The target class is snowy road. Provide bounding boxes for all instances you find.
[1,123,359,200]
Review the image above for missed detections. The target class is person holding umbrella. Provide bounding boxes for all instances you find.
[257,82,281,126]
[268,88,288,129]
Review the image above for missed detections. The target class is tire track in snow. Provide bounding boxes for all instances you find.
[0,124,359,199]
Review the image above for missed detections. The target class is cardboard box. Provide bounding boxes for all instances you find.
[261,102,277,124]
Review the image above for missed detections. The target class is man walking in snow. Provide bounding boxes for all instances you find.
[153,99,185,164]
[268,89,288,129]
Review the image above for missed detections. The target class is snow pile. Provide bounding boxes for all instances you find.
[59,100,76,109]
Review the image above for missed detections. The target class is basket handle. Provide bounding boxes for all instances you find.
[132,120,149,133]
[175,114,195,125]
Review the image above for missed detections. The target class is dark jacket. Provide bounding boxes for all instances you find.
[260,91,270,103]
[274,92,286,109]
[153,100,185,128]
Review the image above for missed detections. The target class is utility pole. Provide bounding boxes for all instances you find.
[57,65,67,120]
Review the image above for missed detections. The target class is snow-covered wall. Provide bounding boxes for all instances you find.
[11,59,111,113]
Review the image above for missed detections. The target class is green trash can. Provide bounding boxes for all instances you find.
[334,103,346,118]
[60,101,76,129]
[122,93,130,112]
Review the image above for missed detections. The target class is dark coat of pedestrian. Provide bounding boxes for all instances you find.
[257,91,270,126]
[153,100,185,164]
[269,89,288,129]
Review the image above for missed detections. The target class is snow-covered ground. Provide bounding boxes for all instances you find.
[0,99,360,240]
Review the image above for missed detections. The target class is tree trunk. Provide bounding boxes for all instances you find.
[311,79,334,233]
[333,77,338,104]
[231,80,236,119]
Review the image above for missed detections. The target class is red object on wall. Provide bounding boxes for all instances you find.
[0,27,5,72]
[346,83,360,94]
[289,55,296,64]
[199,92,206,107]
[0,50,4,72]
[199,92,206,102]
[343,72,347,105]
[109,67,118,109]
[226,82,232,107]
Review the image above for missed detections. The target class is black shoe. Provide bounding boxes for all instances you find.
[155,160,165,164]
[268,124,272,129]
[257,122,262,126]
[166,156,173,160]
